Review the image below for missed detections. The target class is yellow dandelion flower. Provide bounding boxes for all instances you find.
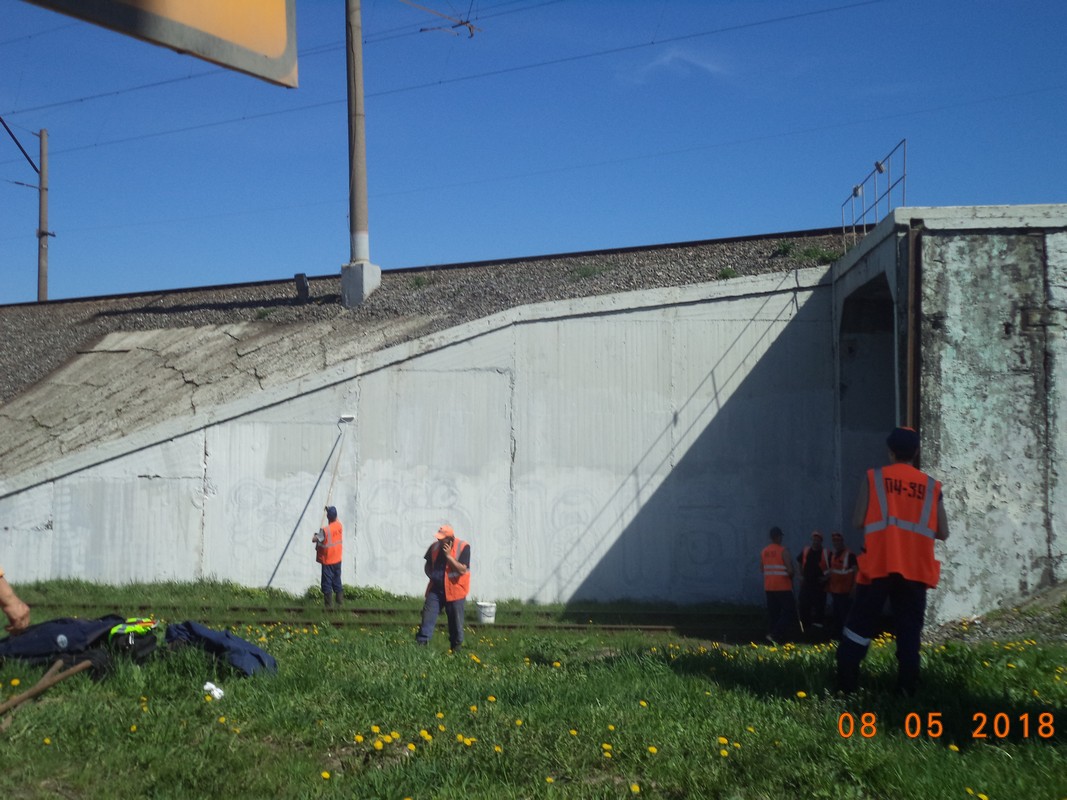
[232,727,240,734]
[569,729,578,736]
[130,725,137,733]
[373,740,383,751]
[488,695,496,702]
[630,784,641,794]
[382,734,393,744]
[10,678,20,687]
[966,789,974,796]
[43,737,52,745]
[218,716,226,724]
[720,748,729,757]
[948,743,959,752]
[438,724,447,732]
[746,726,755,733]
[647,745,658,754]
[391,730,400,739]
[354,734,364,743]
[639,700,648,708]
[546,777,555,784]
[204,695,213,702]
[470,705,478,713]
[552,661,561,668]
[456,733,465,742]
[1007,663,1016,669]
[978,794,989,800]
[718,736,729,745]
[494,744,503,753]
[733,742,741,748]
[464,737,474,746]
[608,724,616,731]
[407,742,416,751]
[515,719,523,726]
[436,712,444,719]
[603,751,613,759]
[321,771,330,780]
[371,724,381,733]
[796,691,807,698]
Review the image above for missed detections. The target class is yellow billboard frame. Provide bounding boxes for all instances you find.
[24,0,298,87]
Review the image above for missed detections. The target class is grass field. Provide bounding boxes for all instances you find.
[1,581,1064,799]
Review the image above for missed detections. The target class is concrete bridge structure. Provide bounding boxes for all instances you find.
[1,204,1064,623]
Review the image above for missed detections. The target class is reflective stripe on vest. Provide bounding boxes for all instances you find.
[427,538,471,602]
[826,549,855,593]
[317,520,343,565]
[864,468,938,540]
[761,544,792,591]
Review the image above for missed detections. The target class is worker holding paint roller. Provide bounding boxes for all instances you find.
[312,506,344,610]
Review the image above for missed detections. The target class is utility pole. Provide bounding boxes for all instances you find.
[340,0,380,308]
[37,129,51,303]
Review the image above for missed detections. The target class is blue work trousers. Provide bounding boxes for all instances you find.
[836,574,928,693]
[416,590,465,650]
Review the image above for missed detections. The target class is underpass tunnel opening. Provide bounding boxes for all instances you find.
[839,273,896,530]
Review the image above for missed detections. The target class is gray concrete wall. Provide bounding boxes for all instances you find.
[834,205,1067,622]
[0,269,837,608]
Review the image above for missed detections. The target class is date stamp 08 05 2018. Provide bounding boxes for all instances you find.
[837,711,1056,740]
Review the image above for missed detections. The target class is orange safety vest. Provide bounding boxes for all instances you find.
[761,543,792,591]
[316,520,343,566]
[858,463,942,588]
[826,548,856,594]
[426,538,471,602]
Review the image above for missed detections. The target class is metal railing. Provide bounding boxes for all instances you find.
[841,139,907,249]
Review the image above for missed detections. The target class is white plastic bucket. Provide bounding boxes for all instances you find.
[475,601,497,624]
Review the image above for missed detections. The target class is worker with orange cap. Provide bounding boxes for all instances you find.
[415,523,471,652]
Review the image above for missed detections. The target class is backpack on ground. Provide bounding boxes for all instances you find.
[107,618,159,663]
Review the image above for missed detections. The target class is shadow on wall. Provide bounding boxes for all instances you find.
[521,277,873,610]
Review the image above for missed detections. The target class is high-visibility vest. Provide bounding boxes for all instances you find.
[761,543,792,591]
[858,463,942,588]
[316,520,343,566]
[799,546,828,577]
[826,548,856,594]
[426,538,471,602]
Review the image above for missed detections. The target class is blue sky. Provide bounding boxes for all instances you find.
[1,0,1065,303]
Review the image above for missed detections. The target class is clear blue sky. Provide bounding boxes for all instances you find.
[1,0,1065,303]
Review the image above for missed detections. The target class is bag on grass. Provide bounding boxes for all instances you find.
[108,618,159,663]
[0,615,124,666]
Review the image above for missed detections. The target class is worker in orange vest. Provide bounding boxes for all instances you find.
[0,564,30,635]
[836,427,949,695]
[797,530,829,633]
[825,531,857,637]
[312,505,344,610]
[415,524,471,652]
[760,526,796,644]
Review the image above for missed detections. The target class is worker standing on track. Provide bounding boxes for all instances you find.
[313,506,344,610]
[760,526,796,644]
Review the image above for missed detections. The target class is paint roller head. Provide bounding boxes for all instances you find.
[339,414,355,423]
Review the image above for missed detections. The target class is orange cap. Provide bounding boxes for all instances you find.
[435,524,454,540]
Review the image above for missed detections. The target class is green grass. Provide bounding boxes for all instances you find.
[2,582,1065,799]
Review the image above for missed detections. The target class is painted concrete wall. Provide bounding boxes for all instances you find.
[0,269,836,608]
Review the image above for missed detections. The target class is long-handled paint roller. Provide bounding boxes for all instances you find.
[266,414,355,588]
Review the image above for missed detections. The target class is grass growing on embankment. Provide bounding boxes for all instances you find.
[1,582,1064,799]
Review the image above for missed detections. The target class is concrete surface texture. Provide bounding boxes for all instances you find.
[2,206,1064,624]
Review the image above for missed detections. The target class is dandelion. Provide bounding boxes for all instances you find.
[9,678,19,687]
[630,784,641,793]
[569,729,578,736]
[470,705,478,713]
[130,725,138,733]
[948,743,960,752]
[407,743,416,752]
[639,700,648,708]
[436,712,445,719]
[515,719,523,726]
[978,794,989,800]
[603,751,613,759]
[371,724,381,733]
[456,734,465,742]
[796,691,807,698]
[720,748,729,757]
[487,695,496,702]
[438,724,447,732]
[733,742,741,749]
[464,737,475,747]
[321,771,330,780]
[43,737,52,745]
[552,661,561,668]
[608,724,616,731]
[494,744,503,753]
[546,777,555,784]
[746,726,755,733]
[373,740,384,751]
[354,734,364,743]
[965,789,974,796]
[204,695,213,703]
[718,736,729,745]
[391,730,400,739]
[382,734,394,744]
[647,745,658,754]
